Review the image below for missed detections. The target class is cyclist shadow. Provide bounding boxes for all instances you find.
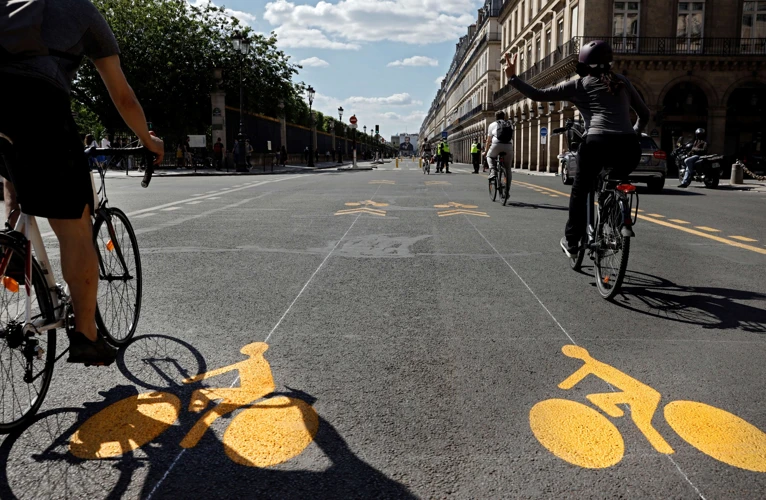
[613,271,766,333]
[0,334,414,499]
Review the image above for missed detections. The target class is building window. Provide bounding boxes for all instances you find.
[521,2,526,25]
[571,5,580,38]
[677,2,704,53]
[527,43,533,68]
[546,28,551,55]
[536,36,541,62]
[612,2,639,52]
[742,1,766,38]
[558,19,564,47]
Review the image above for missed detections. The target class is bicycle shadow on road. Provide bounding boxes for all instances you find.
[613,271,766,333]
[0,335,414,499]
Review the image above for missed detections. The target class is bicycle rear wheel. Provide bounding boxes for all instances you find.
[594,201,630,299]
[502,167,511,206]
[0,234,56,433]
[489,175,498,202]
[93,207,142,346]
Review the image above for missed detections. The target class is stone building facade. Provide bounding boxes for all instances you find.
[424,0,766,175]
[419,0,503,163]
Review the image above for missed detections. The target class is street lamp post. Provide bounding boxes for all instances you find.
[232,32,251,172]
[307,85,315,168]
[337,107,344,163]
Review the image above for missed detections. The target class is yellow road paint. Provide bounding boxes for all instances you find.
[695,226,721,232]
[224,396,319,467]
[647,213,665,218]
[665,401,766,473]
[335,208,386,216]
[730,235,758,242]
[549,195,559,198]
[345,200,389,207]
[70,342,319,468]
[70,392,181,459]
[530,399,624,469]
[368,180,395,185]
[531,345,766,472]
[434,202,478,209]
[438,209,489,217]
[514,180,766,255]
[669,219,690,224]
[425,181,451,186]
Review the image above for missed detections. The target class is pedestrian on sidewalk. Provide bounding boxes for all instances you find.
[471,140,480,173]
[279,145,287,166]
[184,136,192,168]
[303,146,309,164]
[84,134,98,170]
[337,145,343,163]
[175,143,184,168]
[245,139,253,168]
[213,137,224,170]
[233,139,240,166]
[325,150,330,162]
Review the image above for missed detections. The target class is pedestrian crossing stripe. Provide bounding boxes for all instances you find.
[369,180,395,184]
[425,181,451,185]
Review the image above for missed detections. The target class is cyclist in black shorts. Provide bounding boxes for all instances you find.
[0,0,164,365]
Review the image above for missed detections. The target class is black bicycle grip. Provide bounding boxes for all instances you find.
[141,154,155,188]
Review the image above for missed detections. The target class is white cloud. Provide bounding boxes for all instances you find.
[388,56,438,67]
[188,0,257,26]
[264,0,482,49]
[299,57,330,68]
[347,93,422,106]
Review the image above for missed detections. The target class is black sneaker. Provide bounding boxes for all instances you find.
[560,237,579,258]
[67,331,117,366]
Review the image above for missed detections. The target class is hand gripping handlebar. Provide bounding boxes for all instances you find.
[84,146,157,188]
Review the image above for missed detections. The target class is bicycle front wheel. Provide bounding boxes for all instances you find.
[594,202,630,299]
[93,207,142,346]
[0,234,56,433]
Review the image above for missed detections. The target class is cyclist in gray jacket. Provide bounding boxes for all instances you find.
[504,41,650,257]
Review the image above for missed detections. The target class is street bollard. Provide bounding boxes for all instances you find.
[395,158,399,169]
[419,158,422,169]
[730,161,744,184]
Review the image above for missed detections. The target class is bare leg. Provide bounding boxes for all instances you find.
[48,206,98,342]
[4,180,19,228]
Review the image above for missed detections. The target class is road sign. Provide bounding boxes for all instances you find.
[441,131,448,139]
[188,135,206,148]
[540,127,548,137]
[351,123,358,129]
[350,115,358,124]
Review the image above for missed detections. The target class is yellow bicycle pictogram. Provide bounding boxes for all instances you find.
[69,343,318,468]
[530,345,766,471]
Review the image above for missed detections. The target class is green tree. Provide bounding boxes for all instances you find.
[73,0,302,138]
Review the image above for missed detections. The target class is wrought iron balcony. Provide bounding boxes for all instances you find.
[581,36,766,56]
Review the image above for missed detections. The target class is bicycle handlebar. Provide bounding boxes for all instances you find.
[84,146,156,188]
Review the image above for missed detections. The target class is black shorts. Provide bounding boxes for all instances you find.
[0,76,94,219]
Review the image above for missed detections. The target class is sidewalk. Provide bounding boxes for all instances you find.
[104,160,366,178]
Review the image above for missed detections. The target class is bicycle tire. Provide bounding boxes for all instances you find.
[0,234,56,433]
[489,175,498,202]
[594,202,630,299]
[93,207,143,346]
[502,167,511,206]
[569,243,586,271]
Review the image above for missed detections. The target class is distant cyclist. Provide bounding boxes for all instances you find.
[484,111,514,181]
[0,0,164,365]
[503,41,649,257]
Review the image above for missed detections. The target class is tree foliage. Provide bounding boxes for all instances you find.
[73,0,304,137]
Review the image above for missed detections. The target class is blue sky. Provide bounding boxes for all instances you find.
[191,0,483,139]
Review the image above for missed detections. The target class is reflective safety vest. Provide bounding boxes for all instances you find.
[470,143,479,154]
[442,143,450,153]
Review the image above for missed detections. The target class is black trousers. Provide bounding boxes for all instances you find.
[565,134,641,243]
[471,152,480,171]
[441,152,450,171]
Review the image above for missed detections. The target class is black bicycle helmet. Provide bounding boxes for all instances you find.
[576,40,613,76]
[695,128,706,138]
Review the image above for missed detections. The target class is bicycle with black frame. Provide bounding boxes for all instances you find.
[488,152,510,205]
[552,123,639,299]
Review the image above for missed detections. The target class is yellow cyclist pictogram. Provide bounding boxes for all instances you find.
[530,345,766,471]
[70,343,318,468]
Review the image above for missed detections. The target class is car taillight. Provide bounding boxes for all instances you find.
[653,151,667,160]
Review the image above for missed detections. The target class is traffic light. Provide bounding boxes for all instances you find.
[375,124,379,136]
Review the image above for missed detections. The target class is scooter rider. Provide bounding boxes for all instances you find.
[503,41,649,257]
[678,128,708,188]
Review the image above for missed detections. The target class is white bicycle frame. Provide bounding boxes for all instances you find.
[9,172,100,337]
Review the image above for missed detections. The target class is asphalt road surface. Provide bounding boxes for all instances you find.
[2,161,765,499]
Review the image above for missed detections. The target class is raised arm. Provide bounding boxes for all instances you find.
[504,52,579,102]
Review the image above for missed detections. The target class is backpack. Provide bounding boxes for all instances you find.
[0,0,48,62]
[495,120,514,144]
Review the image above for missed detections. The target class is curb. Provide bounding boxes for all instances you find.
[105,162,351,178]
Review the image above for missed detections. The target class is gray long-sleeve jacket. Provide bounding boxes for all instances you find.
[509,74,650,135]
